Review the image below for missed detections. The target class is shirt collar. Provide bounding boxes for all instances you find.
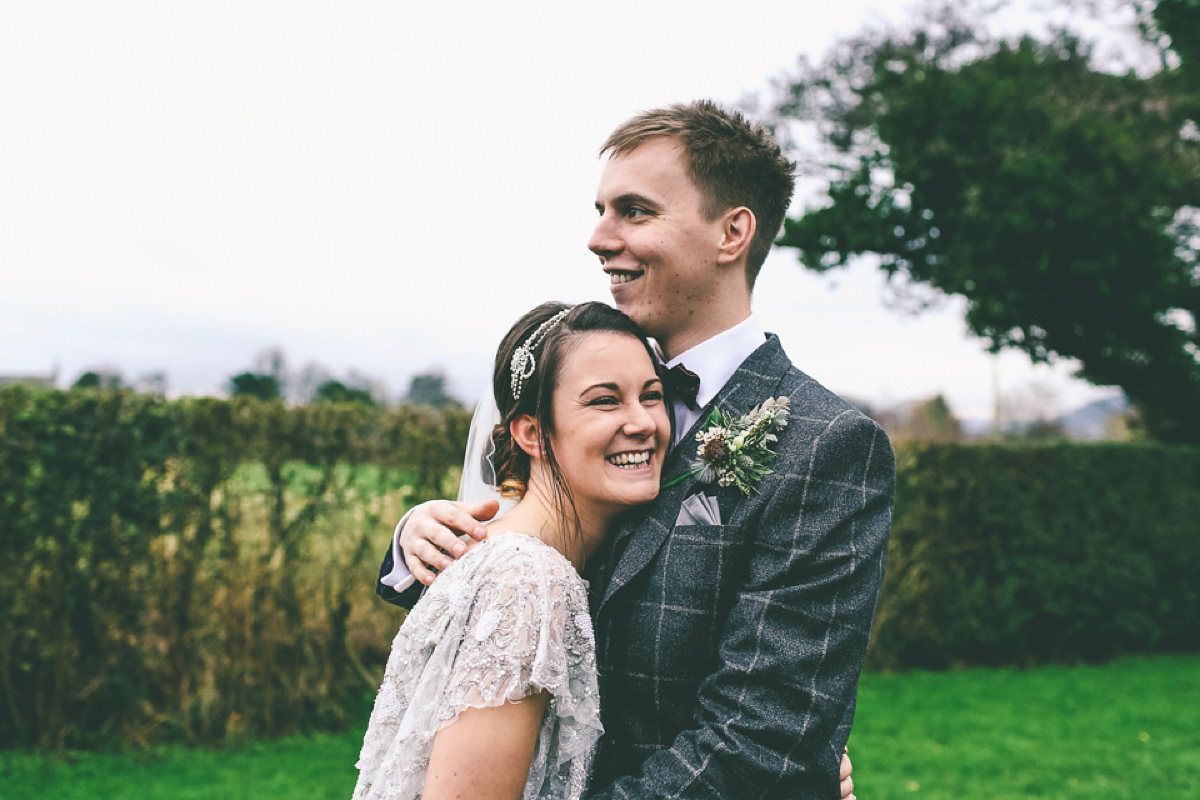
[659,314,767,412]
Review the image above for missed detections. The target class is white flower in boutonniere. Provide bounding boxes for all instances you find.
[665,396,790,496]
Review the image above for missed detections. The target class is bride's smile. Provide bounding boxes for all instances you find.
[606,449,653,469]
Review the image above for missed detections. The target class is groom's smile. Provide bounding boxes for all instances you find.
[608,270,642,285]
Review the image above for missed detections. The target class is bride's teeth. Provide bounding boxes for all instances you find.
[609,451,650,467]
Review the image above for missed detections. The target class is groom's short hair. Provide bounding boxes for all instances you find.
[600,100,795,289]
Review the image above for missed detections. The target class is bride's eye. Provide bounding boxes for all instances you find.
[641,390,664,403]
[587,395,619,407]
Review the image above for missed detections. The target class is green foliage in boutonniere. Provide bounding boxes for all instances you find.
[665,396,790,496]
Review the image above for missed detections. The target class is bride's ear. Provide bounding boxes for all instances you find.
[510,414,541,458]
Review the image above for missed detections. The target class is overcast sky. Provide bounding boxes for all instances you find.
[1,0,1126,422]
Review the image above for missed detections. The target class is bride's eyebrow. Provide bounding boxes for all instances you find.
[581,382,620,394]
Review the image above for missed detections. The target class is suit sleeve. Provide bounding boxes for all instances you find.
[375,540,424,608]
[589,409,894,800]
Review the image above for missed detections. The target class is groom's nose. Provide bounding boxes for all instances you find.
[588,215,620,261]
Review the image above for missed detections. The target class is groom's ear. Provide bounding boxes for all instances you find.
[716,206,756,266]
[510,415,541,458]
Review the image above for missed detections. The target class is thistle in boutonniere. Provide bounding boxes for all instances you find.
[666,396,790,496]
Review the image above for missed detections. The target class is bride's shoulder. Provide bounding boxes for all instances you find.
[474,533,580,583]
[417,534,585,621]
[467,534,585,603]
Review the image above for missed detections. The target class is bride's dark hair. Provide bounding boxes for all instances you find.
[489,301,659,540]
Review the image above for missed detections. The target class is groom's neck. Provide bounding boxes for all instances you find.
[657,309,753,363]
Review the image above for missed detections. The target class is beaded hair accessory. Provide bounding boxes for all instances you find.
[510,307,572,403]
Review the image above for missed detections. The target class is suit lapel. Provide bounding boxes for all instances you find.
[595,335,792,613]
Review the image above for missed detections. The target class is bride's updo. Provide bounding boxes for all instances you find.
[488,301,658,522]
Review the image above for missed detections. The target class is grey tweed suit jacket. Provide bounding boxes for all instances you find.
[583,334,894,800]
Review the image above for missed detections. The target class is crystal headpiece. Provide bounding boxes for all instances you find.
[510,307,571,403]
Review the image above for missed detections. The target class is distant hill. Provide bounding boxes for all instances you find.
[1058,393,1130,441]
[843,390,1131,442]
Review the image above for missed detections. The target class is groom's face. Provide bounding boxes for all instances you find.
[588,138,726,344]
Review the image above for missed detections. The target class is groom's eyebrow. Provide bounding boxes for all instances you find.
[596,192,658,213]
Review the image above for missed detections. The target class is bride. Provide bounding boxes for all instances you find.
[353,301,670,800]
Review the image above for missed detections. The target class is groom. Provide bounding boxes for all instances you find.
[381,101,893,799]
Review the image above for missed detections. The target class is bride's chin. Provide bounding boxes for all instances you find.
[622,485,661,506]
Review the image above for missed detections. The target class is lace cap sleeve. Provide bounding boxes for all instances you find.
[430,536,603,797]
[440,537,597,730]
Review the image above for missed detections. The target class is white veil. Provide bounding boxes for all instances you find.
[456,381,517,517]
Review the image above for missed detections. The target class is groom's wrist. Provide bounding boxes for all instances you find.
[379,503,432,591]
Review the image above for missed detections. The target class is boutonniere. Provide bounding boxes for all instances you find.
[665,396,790,496]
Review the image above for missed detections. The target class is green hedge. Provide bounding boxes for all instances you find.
[869,442,1200,669]
[0,386,470,749]
[5,387,1199,748]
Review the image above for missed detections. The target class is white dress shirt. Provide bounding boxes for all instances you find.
[660,314,768,447]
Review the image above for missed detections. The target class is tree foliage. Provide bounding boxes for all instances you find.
[772,3,1200,443]
[404,371,462,410]
[228,371,282,400]
[1155,0,1200,87]
[905,394,964,442]
[73,370,123,389]
[314,379,376,405]
[855,393,965,442]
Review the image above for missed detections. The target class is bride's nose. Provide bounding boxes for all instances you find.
[622,404,658,438]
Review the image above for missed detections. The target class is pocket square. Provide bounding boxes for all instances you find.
[674,492,721,526]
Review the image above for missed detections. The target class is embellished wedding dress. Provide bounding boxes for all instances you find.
[353,533,603,800]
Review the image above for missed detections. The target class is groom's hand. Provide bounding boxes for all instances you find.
[400,499,497,585]
[840,749,854,800]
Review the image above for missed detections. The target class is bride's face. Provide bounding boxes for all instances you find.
[548,331,669,515]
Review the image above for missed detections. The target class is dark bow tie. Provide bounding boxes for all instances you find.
[664,363,701,411]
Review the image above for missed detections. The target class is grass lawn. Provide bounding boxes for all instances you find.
[3,655,1196,799]
[0,732,365,800]
[849,654,1199,799]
